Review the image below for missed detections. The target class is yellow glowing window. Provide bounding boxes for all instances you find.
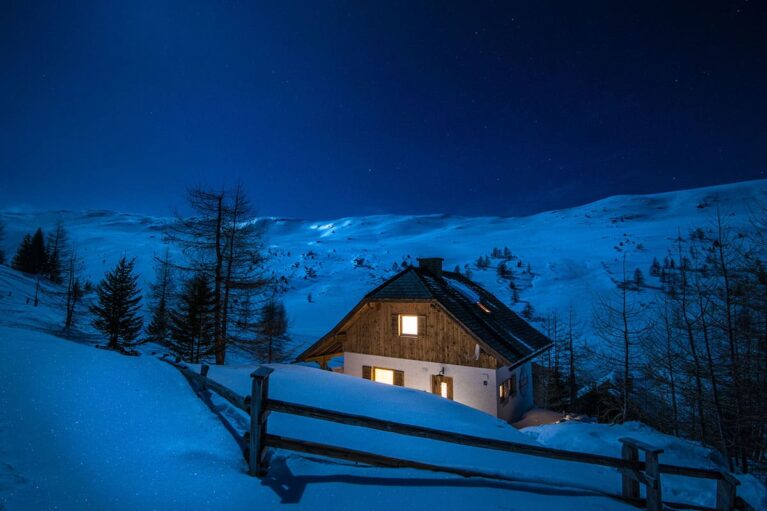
[440,381,449,398]
[373,367,394,385]
[400,315,419,336]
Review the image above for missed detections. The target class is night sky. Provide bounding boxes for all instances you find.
[1,1,765,218]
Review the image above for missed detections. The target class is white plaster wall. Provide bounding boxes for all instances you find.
[496,362,534,422]
[344,352,498,416]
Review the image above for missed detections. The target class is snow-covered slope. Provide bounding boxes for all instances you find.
[1,267,765,510]
[2,179,766,356]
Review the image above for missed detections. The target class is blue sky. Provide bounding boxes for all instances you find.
[1,1,765,218]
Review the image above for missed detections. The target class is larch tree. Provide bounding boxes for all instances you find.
[63,243,85,331]
[168,184,269,364]
[90,257,143,350]
[592,256,651,423]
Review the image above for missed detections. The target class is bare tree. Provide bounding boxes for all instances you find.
[593,256,651,422]
[168,185,269,364]
[63,243,85,331]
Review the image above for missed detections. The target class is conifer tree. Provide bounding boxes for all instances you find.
[169,273,215,363]
[90,257,143,350]
[256,299,289,363]
[12,228,47,275]
[145,248,175,346]
[46,221,68,284]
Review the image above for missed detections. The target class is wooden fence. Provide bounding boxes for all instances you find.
[163,358,755,511]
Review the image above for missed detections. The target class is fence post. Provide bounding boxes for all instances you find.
[248,366,274,476]
[620,438,663,511]
[643,446,663,511]
[620,440,640,502]
[200,364,210,392]
[716,471,740,511]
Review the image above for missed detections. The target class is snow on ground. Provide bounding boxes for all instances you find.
[0,266,765,510]
[2,180,766,360]
[0,304,633,509]
[523,421,767,509]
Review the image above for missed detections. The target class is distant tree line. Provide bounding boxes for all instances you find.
[2,185,290,364]
[541,203,767,475]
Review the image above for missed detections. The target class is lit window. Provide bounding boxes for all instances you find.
[440,381,449,398]
[373,367,394,385]
[400,315,418,336]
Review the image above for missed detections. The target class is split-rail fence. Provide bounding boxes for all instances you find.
[161,357,755,511]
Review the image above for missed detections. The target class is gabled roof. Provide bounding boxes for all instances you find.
[296,266,553,368]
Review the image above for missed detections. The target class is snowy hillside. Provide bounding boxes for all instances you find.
[1,267,765,510]
[2,179,766,356]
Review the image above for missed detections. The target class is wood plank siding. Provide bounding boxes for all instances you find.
[340,301,499,369]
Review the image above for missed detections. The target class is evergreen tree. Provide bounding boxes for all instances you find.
[256,299,289,363]
[12,228,47,275]
[497,261,509,279]
[90,257,143,350]
[522,302,535,320]
[145,248,175,346]
[633,268,645,288]
[650,257,661,277]
[45,221,68,284]
[169,273,215,363]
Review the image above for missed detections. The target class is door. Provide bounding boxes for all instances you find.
[431,375,454,400]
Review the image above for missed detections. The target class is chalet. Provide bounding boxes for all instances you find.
[296,257,553,422]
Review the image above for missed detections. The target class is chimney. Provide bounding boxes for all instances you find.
[417,257,444,279]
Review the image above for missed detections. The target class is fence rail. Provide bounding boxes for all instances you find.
[162,357,755,511]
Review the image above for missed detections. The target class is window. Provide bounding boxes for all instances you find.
[431,375,453,400]
[363,365,404,386]
[400,315,418,336]
[373,367,394,385]
[498,374,517,403]
[392,314,426,337]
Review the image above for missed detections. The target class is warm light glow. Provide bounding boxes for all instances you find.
[400,315,418,336]
[373,367,394,385]
[440,381,448,398]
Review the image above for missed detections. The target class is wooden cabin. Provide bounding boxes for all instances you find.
[296,257,553,422]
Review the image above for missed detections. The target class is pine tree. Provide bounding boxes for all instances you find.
[12,228,47,275]
[256,299,289,363]
[650,257,661,277]
[169,273,215,363]
[522,302,535,320]
[45,221,68,284]
[12,234,33,272]
[633,268,644,288]
[145,249,175,346]
[497,261,509,279]
[90,257,143,350]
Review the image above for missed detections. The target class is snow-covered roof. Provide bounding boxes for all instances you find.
[297,266,553,367]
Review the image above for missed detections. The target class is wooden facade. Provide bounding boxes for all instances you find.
[337,300,499,369]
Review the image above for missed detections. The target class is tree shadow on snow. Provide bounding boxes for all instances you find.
[260,455,612,505]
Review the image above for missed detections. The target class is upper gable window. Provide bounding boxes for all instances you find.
[400,315,419,336]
